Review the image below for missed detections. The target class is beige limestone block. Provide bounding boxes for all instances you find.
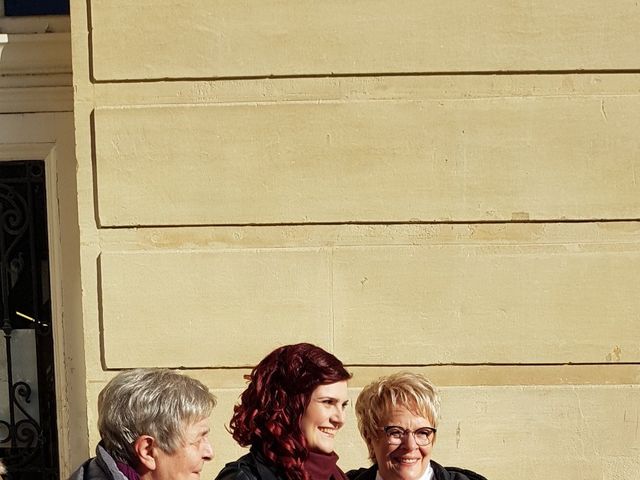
[98,248,332,368]
[88,0,640,81]
[94,96,640,226]
[434,385,640,480]
[333,244,640,364]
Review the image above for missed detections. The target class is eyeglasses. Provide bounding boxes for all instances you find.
[381,426,437,446]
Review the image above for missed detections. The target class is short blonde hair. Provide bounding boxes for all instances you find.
[355,372,440,461]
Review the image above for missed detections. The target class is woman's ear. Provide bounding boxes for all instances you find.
[134,435,157,471]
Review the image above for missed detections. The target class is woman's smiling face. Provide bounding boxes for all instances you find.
[371,407,435,480]
[300,381,349,454]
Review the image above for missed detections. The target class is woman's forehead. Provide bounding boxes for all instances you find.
[381,404,432,425]
[312,380,348,398]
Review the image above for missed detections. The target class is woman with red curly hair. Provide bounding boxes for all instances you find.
[216,343,352,480]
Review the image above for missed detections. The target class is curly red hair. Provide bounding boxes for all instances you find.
[229,343,351,480]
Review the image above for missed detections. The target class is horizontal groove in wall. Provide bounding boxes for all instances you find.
[96,218,640,230]
[90,69,640,85]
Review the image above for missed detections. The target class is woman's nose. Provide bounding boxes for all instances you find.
[201,438,214,460]
[400,431,418,449]
[331,406,346,426]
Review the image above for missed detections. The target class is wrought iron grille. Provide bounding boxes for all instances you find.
[0,161,58,479]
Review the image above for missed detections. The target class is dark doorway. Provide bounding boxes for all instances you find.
[0,161,58,479]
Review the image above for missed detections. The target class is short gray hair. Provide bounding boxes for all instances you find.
[355,372,440,461]
[98,368,216,464]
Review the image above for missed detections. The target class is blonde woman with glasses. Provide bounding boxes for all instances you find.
[349,372,486,480]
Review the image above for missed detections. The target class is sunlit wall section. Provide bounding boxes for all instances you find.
[70,2,640,479]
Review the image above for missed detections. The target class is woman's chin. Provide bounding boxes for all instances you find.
[380,460,429,480]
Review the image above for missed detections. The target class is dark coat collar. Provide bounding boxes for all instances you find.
[346,462,487,480]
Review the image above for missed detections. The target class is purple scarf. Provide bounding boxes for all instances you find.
[303,451,348,480]
[116,461,140,480]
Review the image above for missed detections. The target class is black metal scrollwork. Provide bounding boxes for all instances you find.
[0,419,11,444]
[0,161,58,479]
[12,382,41,449]
[0,382,41,449]
[0,184,29,248]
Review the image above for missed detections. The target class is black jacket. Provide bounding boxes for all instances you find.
[215,450,284,480]
[347,462,487,480]
[68,444,127,480]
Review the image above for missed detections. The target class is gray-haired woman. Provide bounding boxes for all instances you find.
[69,368,216,480]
